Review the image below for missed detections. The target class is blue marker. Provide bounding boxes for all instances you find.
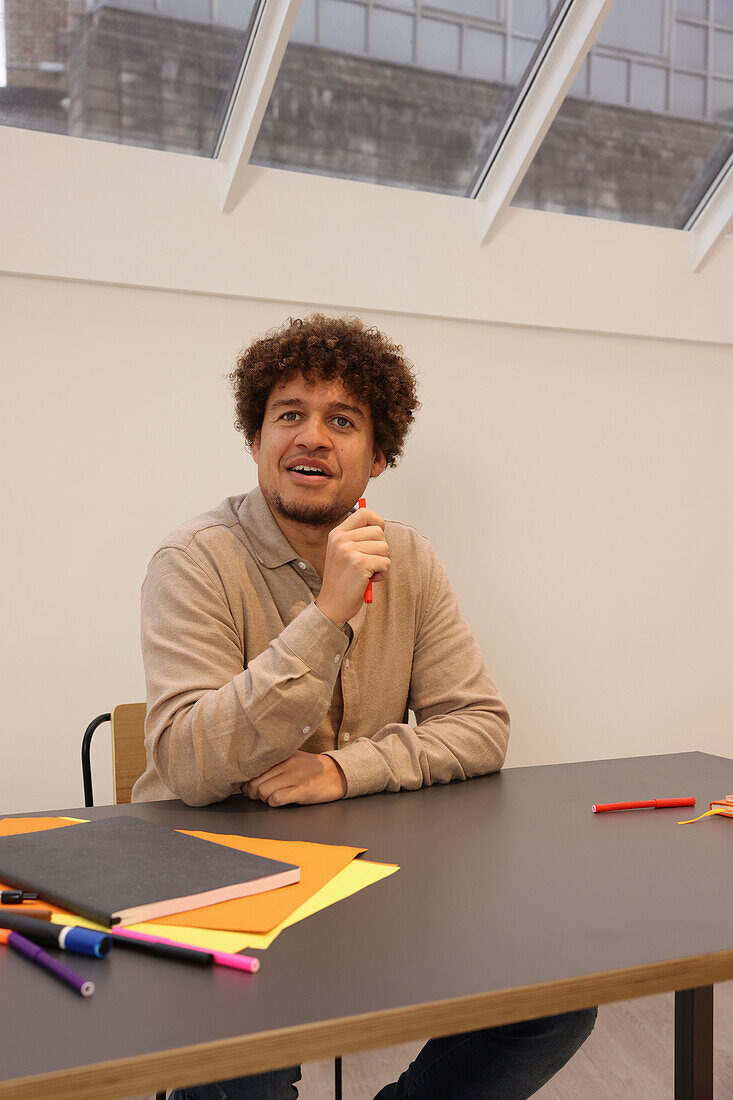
[0,913,110,957]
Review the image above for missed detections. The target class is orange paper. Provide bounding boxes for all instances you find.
[151,831,365,933]
[0,818,365,934]
[0,817,77,838]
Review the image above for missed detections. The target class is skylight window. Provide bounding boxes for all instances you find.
[2,0,732,240]
[512,0,733,227]
[249,0,565,196]
[0,1,7,89]
[0,0,262,154]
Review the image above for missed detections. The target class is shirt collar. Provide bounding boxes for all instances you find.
[237,486,301,569]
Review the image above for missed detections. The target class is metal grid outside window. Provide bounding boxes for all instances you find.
[571,0,733,123]
[89,0,732,124]
[290,0,557,85]
[287,0,732,124]
[84,0,257,28]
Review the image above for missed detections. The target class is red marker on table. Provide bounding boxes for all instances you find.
[358,498,373,604]
[592,798,695,813]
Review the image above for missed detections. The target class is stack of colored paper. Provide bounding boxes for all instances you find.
[0,817,398,954]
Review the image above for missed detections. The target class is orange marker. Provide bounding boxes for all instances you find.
[357,498,373,603]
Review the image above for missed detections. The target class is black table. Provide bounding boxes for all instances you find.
[1,751,732,1099]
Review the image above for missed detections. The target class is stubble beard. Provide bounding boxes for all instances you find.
[263,483,352,529]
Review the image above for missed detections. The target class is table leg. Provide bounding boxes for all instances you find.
[675,986,713,1099]
[334,1055,342,1100]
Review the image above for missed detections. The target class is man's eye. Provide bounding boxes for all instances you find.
[333,417,352,428]
[281,412,300,421]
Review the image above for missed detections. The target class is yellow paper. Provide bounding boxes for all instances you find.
[245,858,399,949]
[678,808,729,824]
[51,858,399,952]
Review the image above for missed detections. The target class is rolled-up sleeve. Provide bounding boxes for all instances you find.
[325,545,509,797]
[142,547,348,805]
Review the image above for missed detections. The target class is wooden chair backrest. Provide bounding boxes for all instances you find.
[110,703,148,804]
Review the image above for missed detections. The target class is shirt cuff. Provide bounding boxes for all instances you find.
[323,740,390,799]
[278,601,350,682]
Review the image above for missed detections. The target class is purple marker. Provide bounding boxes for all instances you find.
[4,930,94,997]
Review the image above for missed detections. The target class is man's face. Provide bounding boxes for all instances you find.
[251,373,386,528]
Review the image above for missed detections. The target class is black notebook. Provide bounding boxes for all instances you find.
[0,816,300,927]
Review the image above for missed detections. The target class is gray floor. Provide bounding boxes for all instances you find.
[128,982,733,1099]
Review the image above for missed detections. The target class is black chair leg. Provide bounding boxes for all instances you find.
[334,1056,342,1099]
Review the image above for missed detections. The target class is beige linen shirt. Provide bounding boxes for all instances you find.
[132,488,510,806]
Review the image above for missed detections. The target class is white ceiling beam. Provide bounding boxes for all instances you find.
[474,0,615,246]
[686,149,733,273]
[216,0,301,214]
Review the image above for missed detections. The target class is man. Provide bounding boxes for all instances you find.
[134,313,596,1098]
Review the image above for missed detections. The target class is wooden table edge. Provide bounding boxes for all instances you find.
[5,947,733,1099]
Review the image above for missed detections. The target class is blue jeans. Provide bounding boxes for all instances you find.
[169,1005,597,1098]
[169,1065,300,1099]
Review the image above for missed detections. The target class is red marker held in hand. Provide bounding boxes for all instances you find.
[358,498,373,604]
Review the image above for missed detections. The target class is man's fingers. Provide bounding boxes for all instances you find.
[343,509,384,531]
[245,778,285,802]
[254,775,294,803]
[244,776,268,799]
[351,542,390,559]
[268,786,300,807]
[245,781,269,801]
[244,759,292,799]
[364,553,390,572]
[345,526,387,542]
[338,549,389,571]
[339,529,388,550]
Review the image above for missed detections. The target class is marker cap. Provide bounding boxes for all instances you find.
[59,925,112,958]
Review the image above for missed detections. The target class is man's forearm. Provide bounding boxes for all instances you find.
[143,549,351,805]
[324,700,510,799]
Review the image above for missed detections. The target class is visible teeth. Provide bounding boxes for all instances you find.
[293,466,325,474]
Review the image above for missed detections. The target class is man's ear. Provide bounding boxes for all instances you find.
[251,431,261,464]
[370,448,387,478]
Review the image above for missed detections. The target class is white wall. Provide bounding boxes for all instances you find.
[2,271,731,814]
[2,127,732,347]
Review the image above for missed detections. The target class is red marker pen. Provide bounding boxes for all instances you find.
[357,498,373,603]
[591,798,695,813]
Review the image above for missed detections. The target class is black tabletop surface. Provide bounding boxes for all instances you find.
[2,751,733,1085]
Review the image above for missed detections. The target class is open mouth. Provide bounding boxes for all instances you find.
[287,466,332,484]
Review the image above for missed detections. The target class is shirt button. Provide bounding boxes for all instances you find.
[333,655,340,663]
[343,732,350,742]
[302,725,311,734]
[345,658,350,668]
[298,561,307,570]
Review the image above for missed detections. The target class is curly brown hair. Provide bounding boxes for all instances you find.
[229,313,421,468]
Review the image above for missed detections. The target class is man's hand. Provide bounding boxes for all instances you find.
[315,506,390,628]
[244,751,347,807]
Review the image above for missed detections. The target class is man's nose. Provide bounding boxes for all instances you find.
[293,416,332,449]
